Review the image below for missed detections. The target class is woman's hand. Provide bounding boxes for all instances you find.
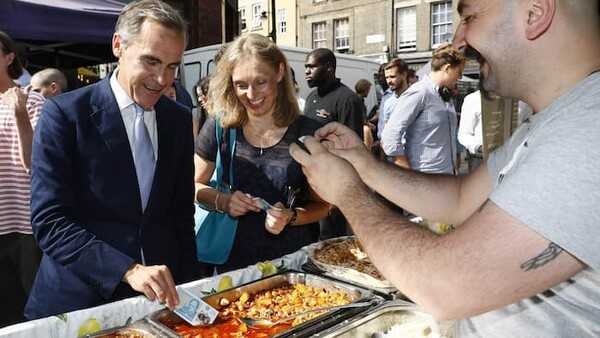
[264,202,292,235]
[225,190,260,217]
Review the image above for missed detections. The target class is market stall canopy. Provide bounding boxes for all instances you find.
[0,0,124,70]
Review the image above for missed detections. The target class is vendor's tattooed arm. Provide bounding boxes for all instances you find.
[479,198,490,212]
[520,242,564,271]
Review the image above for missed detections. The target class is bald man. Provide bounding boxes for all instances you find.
[30,68,67,98]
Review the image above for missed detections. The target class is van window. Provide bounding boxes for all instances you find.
[207,60,217,76]
[183,61,201,107]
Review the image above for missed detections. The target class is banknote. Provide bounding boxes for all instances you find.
[174,287,218,326]
[253,197,281,211]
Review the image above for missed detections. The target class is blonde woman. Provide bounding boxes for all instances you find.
[194,34,329,273]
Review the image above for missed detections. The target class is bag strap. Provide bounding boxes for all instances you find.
[214,120,224,186]
[228,128,236,186]
[214,120,237,189]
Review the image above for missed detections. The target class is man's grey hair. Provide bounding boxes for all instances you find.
[31,68,68,92]
[115,0,187,48]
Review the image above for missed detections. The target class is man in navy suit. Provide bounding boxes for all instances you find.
[25,0,199,319]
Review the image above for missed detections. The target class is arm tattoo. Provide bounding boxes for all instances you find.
[479,199,490,212]
[520,242,564,271]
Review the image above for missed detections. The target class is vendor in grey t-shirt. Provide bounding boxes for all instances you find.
[288,1,600,337]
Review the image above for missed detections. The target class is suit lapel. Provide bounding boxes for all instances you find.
[89,76,143,215]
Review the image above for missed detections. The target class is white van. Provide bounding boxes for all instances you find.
[179,44,382,114]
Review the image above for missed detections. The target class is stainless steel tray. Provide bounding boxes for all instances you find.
[315,300,455,337]
[146,270,380,337]
[84,318,178,338]
[302,237,397,293]
[301,260,402,300]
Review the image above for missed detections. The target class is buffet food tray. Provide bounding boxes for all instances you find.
[146,271,380,338]
[314,300,455,338]
[84,318,178,338]
[301,260,400,300]
[302,237,398,295]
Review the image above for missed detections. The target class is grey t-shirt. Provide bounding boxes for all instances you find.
[456,72,600,337]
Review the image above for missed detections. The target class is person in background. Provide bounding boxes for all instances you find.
[290,0,600,336]
[26,0,199,319]
[381,43,466,174]
[458,89,484,171]
[372,63,393,160]
[380,58,410,145]
[0,30,44,328]
[13,44,31,87]
[173,80,193,112]
[193,76,210,139]
[303,48,364,140]
[354,78,374,150]
[194,33,329,273]
[407,68,419,86]
[164,81,177,101]
[290,68,305,112]
[303,48,363,240]
[374,63,393,140]
[29,68,68,99]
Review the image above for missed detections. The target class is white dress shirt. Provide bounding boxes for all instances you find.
[109,70,158,160]
[458,90,483,155]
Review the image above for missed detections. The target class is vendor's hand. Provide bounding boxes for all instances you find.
[226,190,260,217]
[123,264,179,310]
[264,202,290,235]
[289,136,362,205]
[1,86,29,118]
[314,122,365,151]
[313,122,376,174]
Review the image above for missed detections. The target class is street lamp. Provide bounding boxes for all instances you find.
[260,0,277,43]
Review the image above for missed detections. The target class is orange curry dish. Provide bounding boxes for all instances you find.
[163,282,355,338]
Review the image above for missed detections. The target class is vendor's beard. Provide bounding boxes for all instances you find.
[465,45,494,100]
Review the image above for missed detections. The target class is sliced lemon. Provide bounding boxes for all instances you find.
[77,318,101,337]
[217,275,233,292]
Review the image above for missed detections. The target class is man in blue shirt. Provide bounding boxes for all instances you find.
[382,43,465,174]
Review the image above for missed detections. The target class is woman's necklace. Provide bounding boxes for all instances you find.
[246,123,274,156]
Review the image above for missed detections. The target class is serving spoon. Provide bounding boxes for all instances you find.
[237,301,371,328]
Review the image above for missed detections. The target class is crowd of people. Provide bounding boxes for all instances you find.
[1,0,599,336]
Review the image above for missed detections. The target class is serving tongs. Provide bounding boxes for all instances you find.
[237,301,371,328]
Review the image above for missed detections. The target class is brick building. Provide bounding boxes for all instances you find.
[204,1,477,75]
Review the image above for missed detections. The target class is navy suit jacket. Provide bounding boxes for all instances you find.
[25,76,199,319]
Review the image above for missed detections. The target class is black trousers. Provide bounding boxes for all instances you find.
[0,233,42,328]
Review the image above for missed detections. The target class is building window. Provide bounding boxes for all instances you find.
[239,7,247,32]
[252,3,262,30]
[334,18,349,51]
[312,21,327,49]
[278,9,287,35]
[396,6,416,51]
[431,1,453,47]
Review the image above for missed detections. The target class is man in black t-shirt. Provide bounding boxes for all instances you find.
[303,48,364,239]
[303,48,364,139]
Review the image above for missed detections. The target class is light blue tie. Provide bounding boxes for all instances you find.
[133,104,155,211]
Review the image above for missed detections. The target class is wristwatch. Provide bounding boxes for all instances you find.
[288,208,298,226]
